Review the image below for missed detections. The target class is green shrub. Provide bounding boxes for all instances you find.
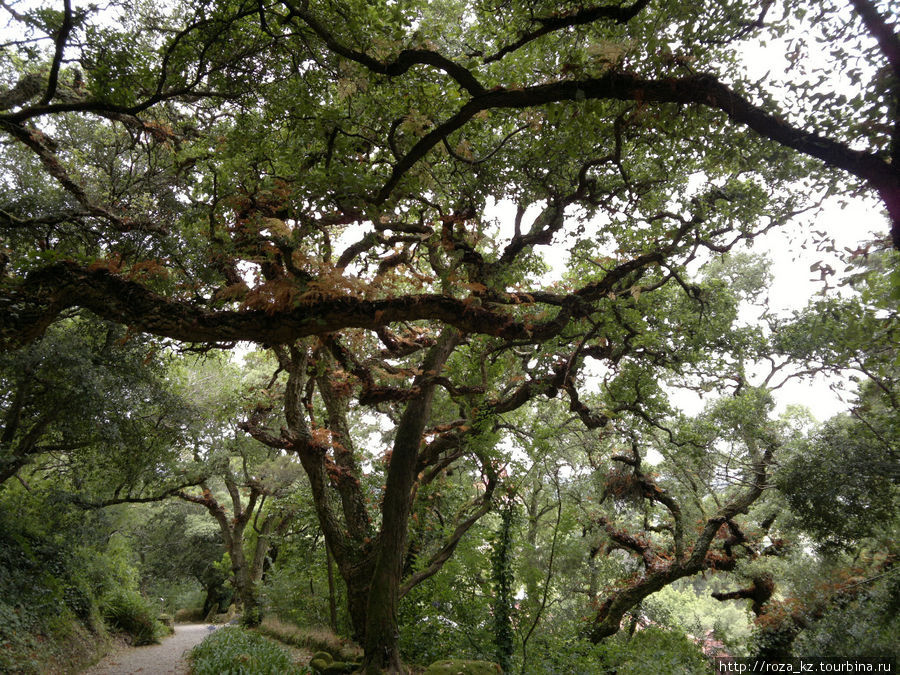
[524,627,710,675]
[596,627,711,675]
[101,590,163,646]
[0,599,42,674]
[62,580,95,623]
[263,553,341,629]
[424,659,503,674]
[174,607,206,622]
[189,626,309,674]
[0,500,109,673]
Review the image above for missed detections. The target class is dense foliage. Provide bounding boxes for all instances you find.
[0,479,169,671]
[100,589,169,646]
[189,626,308,675]
[0,0,898,672]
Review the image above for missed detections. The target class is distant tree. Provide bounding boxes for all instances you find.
[128,500,224,612]
[777,413,898,550]
[714,261,900,660]
[175,435,301,626]
[581,388,782,642]
[773,248,899,549]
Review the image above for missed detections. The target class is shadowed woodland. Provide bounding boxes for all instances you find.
[0,0,898,672]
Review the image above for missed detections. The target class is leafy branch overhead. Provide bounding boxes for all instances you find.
[1,0,898,671]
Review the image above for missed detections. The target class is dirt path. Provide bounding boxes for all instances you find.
[81,624,215,675]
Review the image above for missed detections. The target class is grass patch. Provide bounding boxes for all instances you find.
[257,617,362,664]
[424,661,502,675]
[189,625,309,674]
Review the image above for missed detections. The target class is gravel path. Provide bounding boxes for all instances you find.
[81,624,214,675]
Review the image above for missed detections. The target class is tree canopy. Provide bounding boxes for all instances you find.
[1,0,898,672]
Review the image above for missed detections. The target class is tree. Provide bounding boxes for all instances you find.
[711,269,900,660]
[772,248,899,548]
[1,0,897,669]
[580,388,781,642]
[0,315,190,489]
[127,500,225,613]
[239,339,501,666]
[175,435,302,626]
[125,350,306,626]
[777,413,898,549]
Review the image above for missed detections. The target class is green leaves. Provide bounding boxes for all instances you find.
[189,626,305,675]
[0,315,194,490]
[776,415,899,548]
[489,502,515,672]
[0,0,897,666]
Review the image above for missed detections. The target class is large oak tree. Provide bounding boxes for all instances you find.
[1,0,897,670]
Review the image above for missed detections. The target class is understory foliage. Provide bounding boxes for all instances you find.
[1,0,899,671]
[100,589,167,646]
[0,481,159,672]
[189,626,308,675]
[0,503,97,673]
[526,627,710,675]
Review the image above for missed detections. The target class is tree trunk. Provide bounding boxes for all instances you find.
[326,542,338,633]
[230,532,262,627]
[361,479,408,672]
[360,330,459,673]
[345,573,372,645]
[361,570,404,673]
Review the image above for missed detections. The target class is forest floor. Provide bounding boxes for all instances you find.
[80,623,211,675]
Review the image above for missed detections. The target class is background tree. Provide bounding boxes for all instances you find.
[705,256,900,662]
[260,488,345,631]
[127,500,225,615]
[0,316,190,488]
[175,434,302,626]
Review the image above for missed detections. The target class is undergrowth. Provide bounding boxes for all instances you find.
[101,589,166,646]
[0,497,109,673]
[189,625,310,675]
[257,616,362,663]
